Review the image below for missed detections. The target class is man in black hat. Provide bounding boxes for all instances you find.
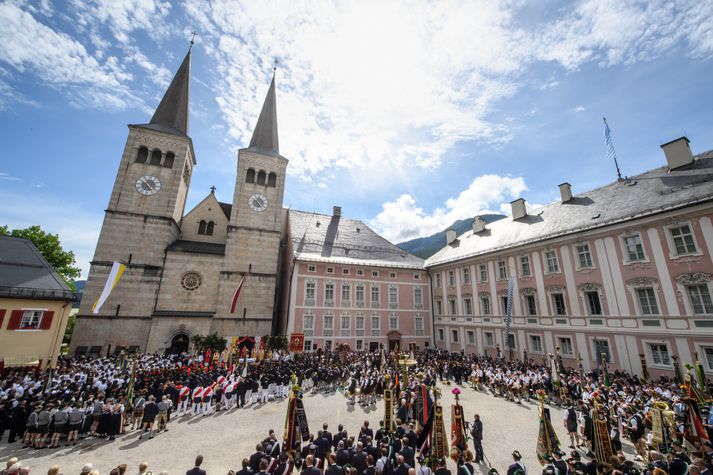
[506,451,526,475]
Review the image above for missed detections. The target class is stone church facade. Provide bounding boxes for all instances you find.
[71,48,426,355]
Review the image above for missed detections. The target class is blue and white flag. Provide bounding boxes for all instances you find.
[504,276,515,351]
[603,117,622,180]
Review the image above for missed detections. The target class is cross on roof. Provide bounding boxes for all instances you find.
[210,185,216,193]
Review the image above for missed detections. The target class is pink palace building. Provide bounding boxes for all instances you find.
[426,137,713,378]
[279,207,431,353]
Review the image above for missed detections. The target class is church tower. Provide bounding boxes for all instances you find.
[216,72,288,337]
[72,48,196,350]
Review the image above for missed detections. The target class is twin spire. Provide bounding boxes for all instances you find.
[147,45,279,156]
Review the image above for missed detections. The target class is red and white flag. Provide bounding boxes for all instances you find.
[230,273,248,313]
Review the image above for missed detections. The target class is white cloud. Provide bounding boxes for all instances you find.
[69,0,172,46]
[0,2,142,110]
[371,174,527,243]
[0,189,102,278]
[0,171,23,182]
[574,106,586,113]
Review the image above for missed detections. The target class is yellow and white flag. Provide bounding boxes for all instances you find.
[92,261,126,314]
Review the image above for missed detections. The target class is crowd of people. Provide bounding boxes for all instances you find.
[0,347,711,475]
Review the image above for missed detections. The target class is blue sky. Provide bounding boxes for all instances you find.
[1,0,712,277]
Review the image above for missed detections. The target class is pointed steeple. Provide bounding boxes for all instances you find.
[248,72,279,154]
[149,48,191,135]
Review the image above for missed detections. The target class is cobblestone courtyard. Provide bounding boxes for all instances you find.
[0,382,637,475]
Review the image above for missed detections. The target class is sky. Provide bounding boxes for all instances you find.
[1,0,712,278]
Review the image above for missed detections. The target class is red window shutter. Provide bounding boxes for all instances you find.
[39,311,54,330]
[0,309,5,328]
[7,310,23,330]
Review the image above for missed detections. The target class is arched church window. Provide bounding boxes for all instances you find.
[164,152,175,168]
[136,146,148,163]
[246,168,255,183]
[198,220,207,235]
[206,221,215,235]
[268,172,277,187]
[150,149,162,166]
[257,170,266,185]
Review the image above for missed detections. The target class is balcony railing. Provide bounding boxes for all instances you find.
[371,301,380,309]
[356,301,365,308]
[305,298,315,306]
[324,299,335,307]
[303,329,313,337]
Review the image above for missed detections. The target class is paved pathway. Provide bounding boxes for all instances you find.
[0,382,638,475]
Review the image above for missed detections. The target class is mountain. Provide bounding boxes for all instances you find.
[396,214,505,260]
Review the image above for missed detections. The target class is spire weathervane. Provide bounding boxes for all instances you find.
[189,31,197,50]
[273,58,278,76]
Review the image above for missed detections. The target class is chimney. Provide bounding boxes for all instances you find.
[446,229,457,245]
[473,216,486,233]
[510,198,527,220]
[332,206,342,217]
[559,182,572,202]
[661,136,694,170]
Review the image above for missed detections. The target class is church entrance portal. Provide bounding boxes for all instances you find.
[167,333,189,355]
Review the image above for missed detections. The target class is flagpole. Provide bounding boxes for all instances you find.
[603,117,623,181]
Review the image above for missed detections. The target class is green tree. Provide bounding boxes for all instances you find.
[267,335,288,352]
[0,225,81,291]
[192,333,227,353]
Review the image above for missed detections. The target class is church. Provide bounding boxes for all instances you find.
[71,47,431,355]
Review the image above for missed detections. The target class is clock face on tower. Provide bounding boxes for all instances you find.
[135,175,161,195]
[248,193,268,212]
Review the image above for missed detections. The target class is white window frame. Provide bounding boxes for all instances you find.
[356,339,363,351]
[327,266,334,274]
[466,330,475,345]
[543,249,560,274]
[371,315,380,336]
[372,270,379,277]
[448,270,456,287]
[303,313,314,336]
[324,282,335,304]
[305,281,316,304]
[688,284,713,315]
[20,310,43,330]
[480,293,491,316]
[435,299,443,316]
[438,328,445,341]
[341,283,351,306]
[497,260,507,280]
[644,340,672,367]
[342,268,350,275]
[303,340,312,351]
[357,269,364,276]
[388,286,398,308]
[414,273,421,280]
[463,296,473,315]
[580,284,603,316]
[665,221,701,258]
[307,265,316,273]
[556,336,574,357]
[549,289,567,316]
[522,291,537,316]
[355,314,365,336]
[323,314,334,336]
[414,314,424,336]
[697,345,713,372]
[389,314,398,330]
[620,232,648,264]
[435,273,442,288]
[484,331,494,347]
[390,272,397,279]
[341,314,351,336]
[414,287,423,308]
[371,286,380,306]
[479,264,487,283]
[528,334,543,354]
[451,329,459,343]
[573,242,595,270]
[519,255,531,277]
[462,267,470,285]
[636,287,660,315]
[448,298,457,316]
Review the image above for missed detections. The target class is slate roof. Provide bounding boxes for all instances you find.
[219,202,232,220]
[0,235,74,300]
[248,75,279,155]
[166,240,225,256]
[288,210,424,269]
[426,150,713,268]
[134,49,191,137]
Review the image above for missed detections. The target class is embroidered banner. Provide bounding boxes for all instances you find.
[433,404,448,460]
[296,397,310,441]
